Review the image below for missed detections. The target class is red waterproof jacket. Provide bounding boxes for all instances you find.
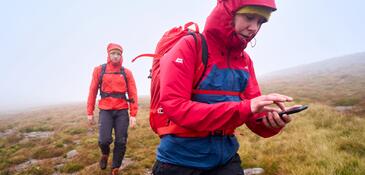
[160,0,281,138]
[87,43,138,117]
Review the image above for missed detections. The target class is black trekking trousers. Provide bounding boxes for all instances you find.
[98,109,129,168]
[152,153,244,175]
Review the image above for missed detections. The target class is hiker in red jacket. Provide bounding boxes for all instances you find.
[87,43,138,175]
[152,0,300,174]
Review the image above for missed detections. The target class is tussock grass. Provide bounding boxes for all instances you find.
[61,162,84,173]
[0,99,364,174]
[17,165,53,175]
[32,147,65,159]
[9,148,33,165]
[334,98,361,106]
[237,103,365,175]
[3,134,23,145]
[19,125,53,133]
[65,127,88,135]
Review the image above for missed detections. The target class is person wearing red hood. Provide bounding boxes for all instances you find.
[87,43,138,174]
[152,0,301,174]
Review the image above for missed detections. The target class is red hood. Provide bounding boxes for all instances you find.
[107,43,123,66]
[203,0,276,52]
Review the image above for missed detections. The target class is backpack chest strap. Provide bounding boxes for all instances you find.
[100,92,127,99]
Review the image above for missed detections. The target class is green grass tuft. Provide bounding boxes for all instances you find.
[338,141,365,157]
[61,162,84,173]
[19,126,53,133]
[334,98,360,106]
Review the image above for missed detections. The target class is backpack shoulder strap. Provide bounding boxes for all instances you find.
[188,32,208,89]
[120,67,128,90]
[98,63,107,90]
[194,33,208,89]
[121,66,132,102]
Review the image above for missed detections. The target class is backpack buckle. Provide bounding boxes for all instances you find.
[157,107,164,114]
[148,69,152,79]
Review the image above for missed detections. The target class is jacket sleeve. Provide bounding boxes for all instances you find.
[125,68,138,117]
[160,36,253,132]
[242,55,283,138]
[87,66,100,116]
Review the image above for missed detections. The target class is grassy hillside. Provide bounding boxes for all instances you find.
[1,52,365,174]
[1,99,365,175]
[260,52,365,114]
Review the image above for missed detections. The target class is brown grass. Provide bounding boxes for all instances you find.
[0,98,364,174]
[237,103,365,175]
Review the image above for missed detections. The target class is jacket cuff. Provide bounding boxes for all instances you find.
[238,100,253,121]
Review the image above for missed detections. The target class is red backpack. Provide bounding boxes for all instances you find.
[132,22,208,135]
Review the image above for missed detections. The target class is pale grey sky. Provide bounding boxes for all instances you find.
[1,0,364,111]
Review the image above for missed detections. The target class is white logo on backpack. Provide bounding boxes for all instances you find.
[175,58,184,63]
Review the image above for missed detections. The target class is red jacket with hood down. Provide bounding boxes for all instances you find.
[87,43,138,117]
[160,0,281,138]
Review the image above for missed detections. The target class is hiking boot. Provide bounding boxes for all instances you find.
[99,154,109,170]
[111,168,119,175]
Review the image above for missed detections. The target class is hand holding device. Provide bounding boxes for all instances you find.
[256,105,309,122]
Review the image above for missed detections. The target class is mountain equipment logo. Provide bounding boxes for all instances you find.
[175,58,184,63]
